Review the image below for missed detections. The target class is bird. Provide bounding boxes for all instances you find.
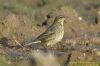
[25,15,66,47]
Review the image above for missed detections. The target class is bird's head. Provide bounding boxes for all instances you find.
[54,15,67,24]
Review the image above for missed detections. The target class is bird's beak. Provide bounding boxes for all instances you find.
[64,16,69,23]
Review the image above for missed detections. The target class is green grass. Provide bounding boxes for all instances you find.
[0,56,10,66]
[70,62,100,66]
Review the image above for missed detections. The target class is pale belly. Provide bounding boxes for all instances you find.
[46,31,64,46]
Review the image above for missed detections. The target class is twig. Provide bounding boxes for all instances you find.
[14,40,24,48]
[64,48,73,66]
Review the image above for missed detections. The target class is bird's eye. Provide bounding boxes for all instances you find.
[59,16,63,18]
[59,16,65,19]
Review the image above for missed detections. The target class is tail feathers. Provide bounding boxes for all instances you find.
[25,41,41,46]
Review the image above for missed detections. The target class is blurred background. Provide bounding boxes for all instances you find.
[0,0,100,66]
[0,0,100,23]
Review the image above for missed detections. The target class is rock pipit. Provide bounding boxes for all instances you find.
[25,15,66,47]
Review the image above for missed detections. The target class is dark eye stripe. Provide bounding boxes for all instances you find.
[59,16,65,18]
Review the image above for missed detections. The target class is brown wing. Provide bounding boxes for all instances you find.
[34,26,54,41]
[25,26,55,46]
[25,29,54,46]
